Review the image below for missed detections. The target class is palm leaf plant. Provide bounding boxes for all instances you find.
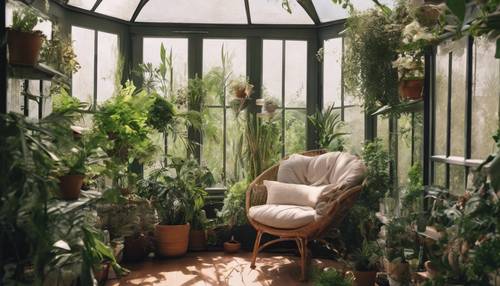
[307,105,348,151]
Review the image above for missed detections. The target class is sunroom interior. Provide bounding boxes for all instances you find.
[1,0,499,285]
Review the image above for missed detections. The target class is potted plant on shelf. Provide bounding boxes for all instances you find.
[393,52,425,101]
[40,26,81,76]
[348,240,382,286]
[6,8,44,66]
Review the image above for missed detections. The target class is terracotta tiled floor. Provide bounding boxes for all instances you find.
[106,251,342,286]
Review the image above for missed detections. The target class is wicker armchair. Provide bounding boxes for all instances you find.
[245,150,365,281]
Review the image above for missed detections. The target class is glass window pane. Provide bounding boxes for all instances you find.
[203,39,246,105]
[96,31,119,104]
[262,40,283,106]
[96,0,141,21]
[471,36,500,159]
[344,105,365,154]
[72,26,95,105]
[136,0,247,24]
[377,116,390,150]
[449,37,467,157]
[450,165,465,195]
[397,114,413,187]
[434,44,449,155]
[249,0,313,24]
[285,40,307,108]
[202,108,224,185]
[143,37,189,95]
[285,109,306,155]
[433,163,446,187]
[226,112,246,183]
[312,0,396,22]
[323,38,342,108]
[67,0,96,10]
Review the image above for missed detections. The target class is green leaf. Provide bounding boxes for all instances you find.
[53,240,71,251]
[446,0,466,22]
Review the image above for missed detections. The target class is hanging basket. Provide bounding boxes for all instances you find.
[399,79,424,101]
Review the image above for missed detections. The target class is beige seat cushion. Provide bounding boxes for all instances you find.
[248,204,316,229]
[263,180,328,208]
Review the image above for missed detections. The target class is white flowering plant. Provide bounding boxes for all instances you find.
[392,52,424,81]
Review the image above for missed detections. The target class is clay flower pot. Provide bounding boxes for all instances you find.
[352,271,377,286]
[223,239,241,254]
[399,79,424,101]
[189,229,207,251]
[59,174,84,200]
[6,28,44,66]
[155,224,190,257]
[123,234,150,262]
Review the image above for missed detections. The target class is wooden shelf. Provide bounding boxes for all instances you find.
[9,63,69,83]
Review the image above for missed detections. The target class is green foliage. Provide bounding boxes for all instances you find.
[402,161,423,209]
[11,8,40,33]
[138,157,214,225]
[384,216,415,261]
[351,240,382,271]
[93,81,157,165]
[52,86,89,113]
[313,268,353,286]
[361,138,392,207]
[217,180,250,227]
[307,105,348,151]
[40,28,80,76]
[146,94,176,132]
[343,8,403,112]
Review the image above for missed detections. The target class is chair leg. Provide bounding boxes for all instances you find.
[250,231,263,269]
[299,238,309,281]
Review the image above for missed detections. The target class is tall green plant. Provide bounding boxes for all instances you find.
[308,105,348,151]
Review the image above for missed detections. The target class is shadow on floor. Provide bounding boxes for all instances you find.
[106,251,342,286]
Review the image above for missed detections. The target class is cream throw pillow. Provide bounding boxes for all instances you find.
[263,180,327,208]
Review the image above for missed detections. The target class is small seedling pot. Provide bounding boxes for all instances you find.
[223,240,241,253]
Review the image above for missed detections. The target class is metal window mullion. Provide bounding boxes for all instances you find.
[445,52,453,189]
[281,40,286,157]
[38,80,44,119]
[340,37,345,120]
[23,80,29,117]
[464,36,474,188]
[93,30,98,110]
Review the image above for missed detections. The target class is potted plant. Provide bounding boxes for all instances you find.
[139,157,213,257]
[382,217,413,286]
[6,8,44,66]
[393,52,425,101]
[189,209,208,251]
[223,236,241,254]
[59,146,87,200]
[307,104,348,150]
[230,78,253,99]
[349,240,382,286]
[40,26,81,76]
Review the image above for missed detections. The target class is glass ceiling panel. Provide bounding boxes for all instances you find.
[249,0,313,25]
[313,0,395,22]
[67,0,96,10]
[96,0,141,21]
[136,0,247,24]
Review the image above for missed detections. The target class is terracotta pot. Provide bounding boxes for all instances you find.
[399,79,424,101]
[6,29,44,66]
[384,259,410,285]
[353,271,377,286]
[189,229,207,251]
[155,224,190,257]
[223,241,241,253]
[123,234,150,262]
[59,174,84,200]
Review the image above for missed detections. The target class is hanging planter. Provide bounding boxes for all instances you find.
[399,79,424,101]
